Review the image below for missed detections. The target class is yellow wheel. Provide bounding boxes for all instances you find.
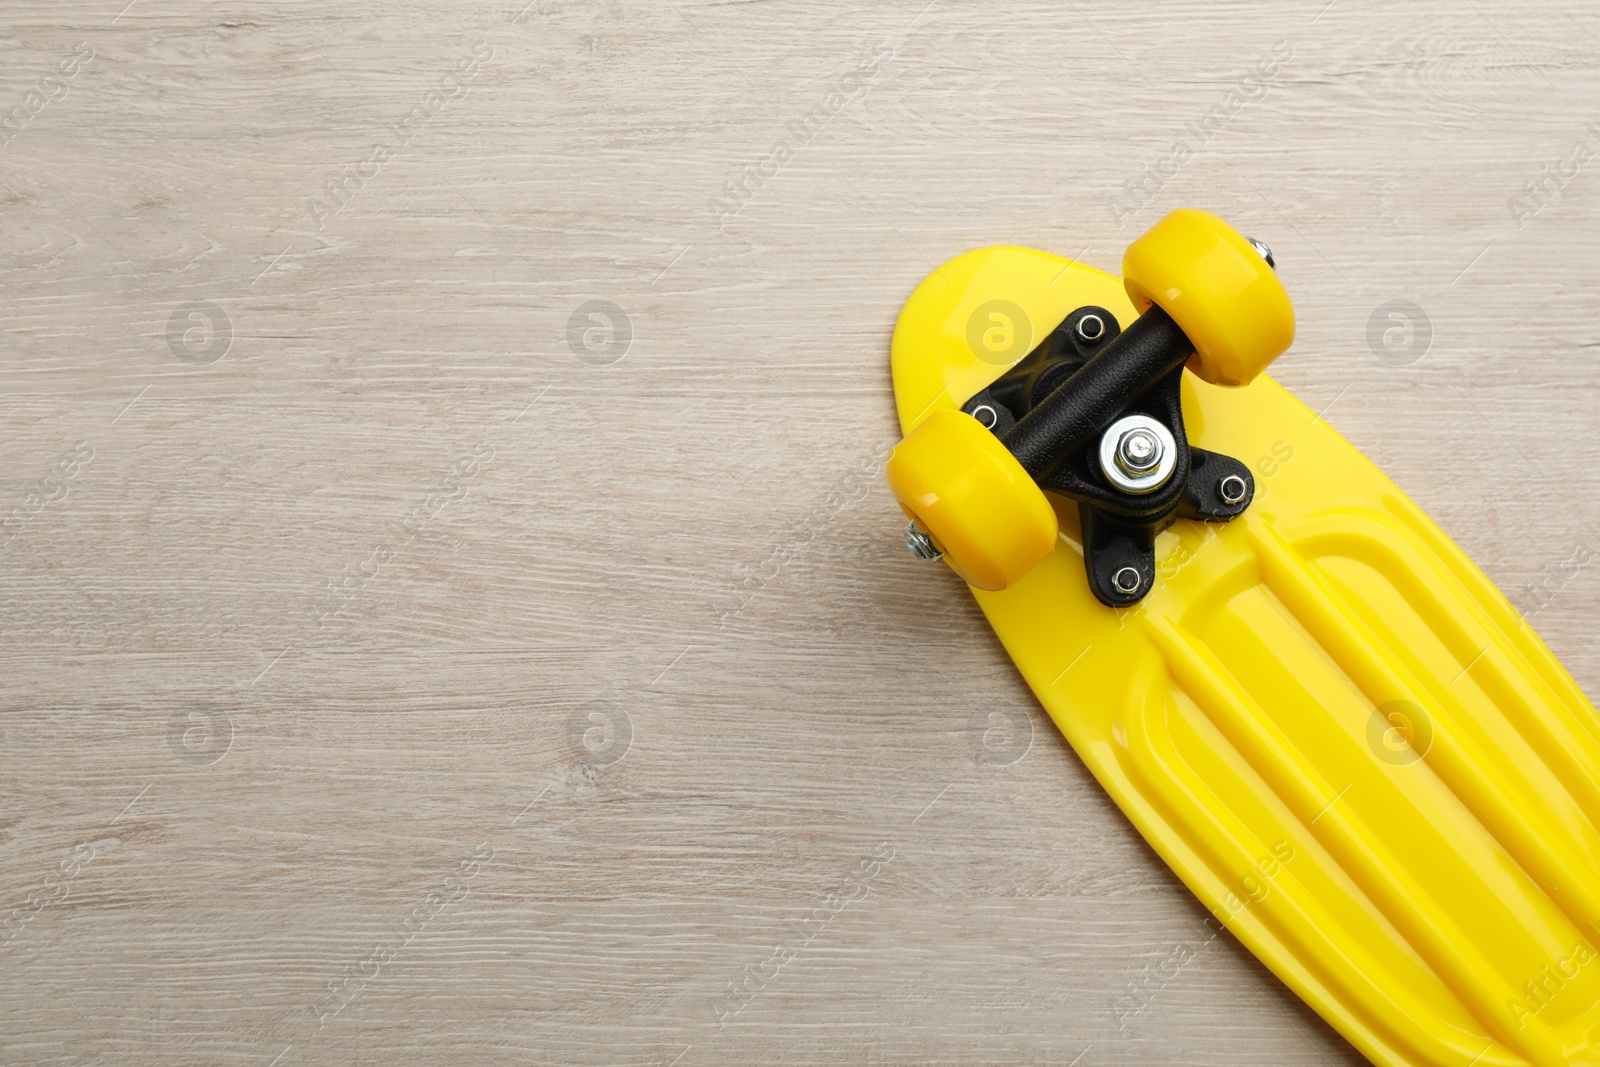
[1121,208,1295,387]
[886,410,1057,591]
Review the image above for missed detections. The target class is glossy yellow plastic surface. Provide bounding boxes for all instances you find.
[1123,208,1296,387]
[886,409,1057,590]
[892,245,1600,1067]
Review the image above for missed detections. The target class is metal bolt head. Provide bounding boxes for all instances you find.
[1116,428,1161,474]
[1098,414,1177,495]
[1112,566,1142,594]
[1247,237,1275,270]
[904,521,943,562]
[1075,313,1106,342]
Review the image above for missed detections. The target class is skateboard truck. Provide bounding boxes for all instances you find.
[888,211,1295,609]
[959,274,1265,607]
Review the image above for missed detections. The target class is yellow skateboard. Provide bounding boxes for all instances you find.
[886,210,1600,1067]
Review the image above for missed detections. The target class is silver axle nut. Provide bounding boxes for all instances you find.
[1098,414,1177,495]
[904,521,943,562]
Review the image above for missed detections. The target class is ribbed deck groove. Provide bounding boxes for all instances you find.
[1299,520,1600,920]
[1385,492,1600,759]
[1301,509,1600,831]
[1146,613,1564,1066]
[1118,664,1485,1066]
[1247,519,1600,960]
[1298,557,1600,937]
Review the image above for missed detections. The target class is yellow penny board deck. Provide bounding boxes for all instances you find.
[891,246,1600,1067]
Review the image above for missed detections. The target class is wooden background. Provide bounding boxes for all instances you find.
[2,1,1598,1063]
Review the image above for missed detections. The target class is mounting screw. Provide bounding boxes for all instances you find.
[1219,474,1249,505]
[905,521,943,562]
[1112,566,1142,594]
[1247,237,1275,271]
[1075,313,1106,342]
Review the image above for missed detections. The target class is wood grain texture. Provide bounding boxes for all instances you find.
[1,1,1597,1063]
